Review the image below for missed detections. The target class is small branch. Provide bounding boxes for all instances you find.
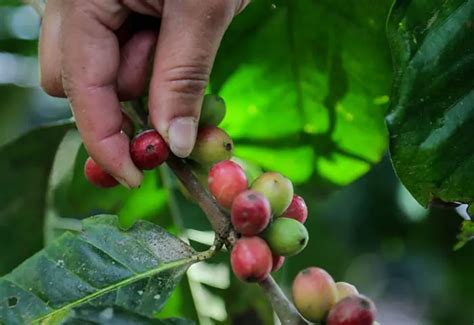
[166,154,233,242]
[260,277,308,325]
[130,99,148,128]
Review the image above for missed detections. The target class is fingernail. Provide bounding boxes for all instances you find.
[168,117,198,158]
[115,169,143,190]
[115,176,132,190]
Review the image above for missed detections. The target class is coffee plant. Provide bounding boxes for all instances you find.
[0,0,472,324]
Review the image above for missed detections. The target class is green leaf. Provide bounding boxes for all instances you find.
[0,215,199,325]
[0,120,74,275]
[454,220,474,250]
[63,307,194,325]
[386,0,474,206]
[213,0,393,186]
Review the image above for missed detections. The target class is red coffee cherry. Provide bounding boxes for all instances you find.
[326,295,376,325]
[231,190,271,236]
[271,255,285,272]
[84,157,119,188]
[130,130,169,170]
[292,267,338,322]
[231,237,272,282]
[208,160,248,209]
[282,194,308,223]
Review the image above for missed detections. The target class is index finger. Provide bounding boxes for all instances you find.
[60,2,143,188]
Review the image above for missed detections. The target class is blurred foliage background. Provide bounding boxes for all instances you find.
[0,1,472,325]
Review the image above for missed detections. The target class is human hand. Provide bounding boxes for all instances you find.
[39,0,249,188]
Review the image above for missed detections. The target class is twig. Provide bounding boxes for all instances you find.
[260,277,308,325]
[166,154,233,242]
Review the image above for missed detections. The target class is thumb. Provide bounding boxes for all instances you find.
[148,0,239,158]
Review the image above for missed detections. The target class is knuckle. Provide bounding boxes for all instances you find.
[162,64,209,96]
[40,75,65,97]
[200,0,236,25]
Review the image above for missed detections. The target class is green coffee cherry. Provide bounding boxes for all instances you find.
[262,218,308,256]
[199,94,226,126]
[251,172,293,216]
[231,157,263,184]
[189,126,233,167]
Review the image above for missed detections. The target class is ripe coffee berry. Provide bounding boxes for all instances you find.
[130,130,169,170]
[231,237,272,282]
[271,255,285,272]
[335,282,359,302]
[231,190,271,236]
[263,217,308,256]
[189,126,233,167]
[326,295,376,325]
[208,160,248,209]
[84,157,119,188]
[282,194,308,223]
[292,267,338,322]
[251,172,293,216]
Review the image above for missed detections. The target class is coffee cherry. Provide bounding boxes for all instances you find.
[326,295,376,325]
[208,160,248,209]
[231,190,271,236]
[189,126,233,167]
[271,255,285,272]
[335,282,359,302]
[262,218,308,256]
[251,172,293,216]
[292,267,338,322]
[121,112,135,138]
[84,157,119,188]
[130,130,169,170]
[199,94,226,126]
[282,194,308,223]
[231,237,272,282]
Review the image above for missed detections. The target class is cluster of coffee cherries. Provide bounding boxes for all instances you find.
[292,267,378,325]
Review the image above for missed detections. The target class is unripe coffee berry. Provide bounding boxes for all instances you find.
[200,94,226,126]
[292,267,338,322]
[326,295,376,325]
[189,126,233,167]
[282,194,308,223]
[231,190,271,236]
[130,130,169,170]
[231,237,272,282]
[251,172,293,216]
[271,255,285,272]
[335,282,359,302]
[208,160,248,209]
[263,217,308,256]
[84,157,119,188]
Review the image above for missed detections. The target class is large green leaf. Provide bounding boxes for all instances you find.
[0,120,73,275]
[0,215,199,325]
[212,0,393,185]
[386,0,474,206]
[63,307,194,325]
